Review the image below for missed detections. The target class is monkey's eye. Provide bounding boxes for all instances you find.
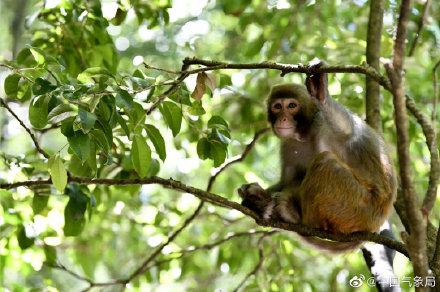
[273,103,282,110]
[288,103,297,109]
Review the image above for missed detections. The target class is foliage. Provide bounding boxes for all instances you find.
[0,0,439,291]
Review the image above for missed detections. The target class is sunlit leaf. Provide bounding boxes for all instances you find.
[29,95,50,129]
[145,124,166,161]
[4,73,21,98]
[49,155,68,193]
[160,101,182,136]
[131,134,151,178]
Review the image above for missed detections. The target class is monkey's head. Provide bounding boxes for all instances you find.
[267,83,320,141]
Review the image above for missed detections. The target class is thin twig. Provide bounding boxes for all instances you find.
[408,0,431,56]
[145,60,192,114]
[232,234,267,292]
[0,98,49,158]
[143,62,180,74]
[152,230,277,269]
[46,263,125,291]
[207,128,269,190]
[119,201,205,285]
[407,96,440,214]
[432,60,440,122]
[70,128,268,287]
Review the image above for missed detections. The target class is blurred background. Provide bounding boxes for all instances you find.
[0,0,439,291]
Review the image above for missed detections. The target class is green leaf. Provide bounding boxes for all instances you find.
[29,95,49,129]
[32,78,56,95]
[68,132,91,161]
[208,115,229,129]
[17,48,35,66]
[32,194,49,214]
[4,73,21,98]
[30,48,45,64]
[90,129,110,152]
[117,114,130,137]
[77,67,112,83]
[132,69,145,79]
[188,100,206,116]
[112,7,127,25]
[78,109,97,132]
[115,89,133,110]
[17,225,34,250]
[145,124,166,161]
[160,101,182,137]
[68,154,93,177]
[197,138,211,160]
[44,245,57,265]
[170,86,191,106]
[49,155,68,193]
[210,142,227,167]
[48,103,74,124]
[127,102,146,132]
[147,159,160,176]
[131,135,151,178]
[212,128,231,145]
[64,185,88,237]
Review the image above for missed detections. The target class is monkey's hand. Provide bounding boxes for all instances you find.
[238,183,272,217]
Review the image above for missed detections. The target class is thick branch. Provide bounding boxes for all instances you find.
[182,57,392,90]
[0,175,408,256]
[365,0,385,132]
[388,0,430,282]
[433,227,440,277]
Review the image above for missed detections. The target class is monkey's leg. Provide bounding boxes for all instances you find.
[300,151,384,234]
[238,183,272,217]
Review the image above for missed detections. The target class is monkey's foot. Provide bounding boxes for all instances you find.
[238,183,272,216]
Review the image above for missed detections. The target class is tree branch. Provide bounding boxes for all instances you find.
[386,0,430,282]
[118,201,204,286]
[232,234,267,292]
[406,96,439,214]
[152,230,277,269]
[1,175,409,257]
[50,128,269,287]
[408,0,431,56]
[432,227,440,278]
[365,0,385,132]
[0,98,49,158]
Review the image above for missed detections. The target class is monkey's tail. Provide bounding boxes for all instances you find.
[301,237,362,253]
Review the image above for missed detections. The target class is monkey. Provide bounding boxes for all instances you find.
[238,63,397,252]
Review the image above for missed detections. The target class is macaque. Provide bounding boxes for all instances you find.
[238,64,397,252]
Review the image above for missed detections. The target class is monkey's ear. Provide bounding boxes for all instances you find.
[305,62,329,103]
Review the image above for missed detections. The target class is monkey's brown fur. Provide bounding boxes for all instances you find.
[239,66,396,252]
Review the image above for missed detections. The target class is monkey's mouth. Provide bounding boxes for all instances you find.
[274,127,304,141]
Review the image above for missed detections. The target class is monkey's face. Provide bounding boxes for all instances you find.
[269,98,303,140]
